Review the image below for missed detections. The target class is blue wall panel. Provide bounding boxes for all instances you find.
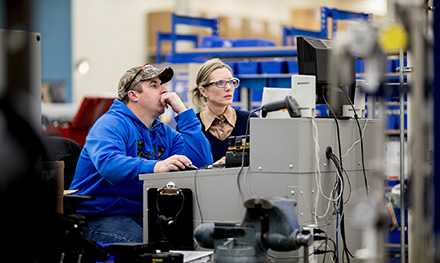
[31,0,72,102]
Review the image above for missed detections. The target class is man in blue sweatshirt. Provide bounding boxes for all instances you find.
[69,63,213,243]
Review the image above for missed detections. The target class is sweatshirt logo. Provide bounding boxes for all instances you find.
[137,140,165,160]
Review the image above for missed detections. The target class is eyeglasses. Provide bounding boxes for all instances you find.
[202,78,240,89]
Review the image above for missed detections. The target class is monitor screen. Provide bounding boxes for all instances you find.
[296,36,356,117]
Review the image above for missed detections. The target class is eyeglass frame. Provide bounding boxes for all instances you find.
[201,77,240,89]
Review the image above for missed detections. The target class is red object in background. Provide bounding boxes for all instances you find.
[57,96,115,146]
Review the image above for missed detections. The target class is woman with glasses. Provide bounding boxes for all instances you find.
[189,58,258,165]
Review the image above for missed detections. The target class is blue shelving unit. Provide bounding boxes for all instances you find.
[157,7,371,64]
[282,6,371,46]
[385,179,408,263]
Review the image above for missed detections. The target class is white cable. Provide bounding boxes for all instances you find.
[312,118,321,227]
[316,179,342,219]
[312,118,344,221]
[316,170,345,220]
[314,149,344,201]
[342,119,369,158]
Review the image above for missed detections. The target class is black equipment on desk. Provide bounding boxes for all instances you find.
[105,243,183,263]
[147,185,193,250]
[225,135,250,168]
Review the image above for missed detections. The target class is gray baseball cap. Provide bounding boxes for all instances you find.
[118,63,174,100]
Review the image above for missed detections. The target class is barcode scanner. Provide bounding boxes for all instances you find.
[261,95,301,118]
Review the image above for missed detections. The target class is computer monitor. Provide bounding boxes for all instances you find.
[296,36,356,117]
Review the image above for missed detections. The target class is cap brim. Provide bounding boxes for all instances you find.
[140,66,174,85]
[158,67,174,85]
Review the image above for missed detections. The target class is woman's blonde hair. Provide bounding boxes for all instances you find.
[189,58,233,108]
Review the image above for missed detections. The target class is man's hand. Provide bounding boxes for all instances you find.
[154,154,193,173]
[160,92,187,114]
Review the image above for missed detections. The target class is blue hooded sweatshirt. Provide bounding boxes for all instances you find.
[69,99,213,216]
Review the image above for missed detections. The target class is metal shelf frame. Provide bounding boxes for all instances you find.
[156,32,199,64]
[282,7,372,46]
[157,7,372,64]
[169,13,219,63]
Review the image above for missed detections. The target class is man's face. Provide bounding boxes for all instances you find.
[137,76,168,116]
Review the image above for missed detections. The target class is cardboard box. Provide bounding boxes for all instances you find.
[242,18,268,39]
[218,16,244,39]
[289,8,322,32]
[147,10,172,56]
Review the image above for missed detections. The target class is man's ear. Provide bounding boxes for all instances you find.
[127,90,138,102]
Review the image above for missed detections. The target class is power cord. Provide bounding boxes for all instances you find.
[322,93,343,258]
[343,90,369,196]
[326,146,355,263]
[314,229,337,263]
[322,94,344,179]
[193,169,204,224]
[313,118,344,226]
[237,107,261,203]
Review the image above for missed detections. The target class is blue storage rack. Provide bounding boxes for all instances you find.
[158,7,373,64]
[158,7,405,116]
[156,32,199,64]
[283,6,371,46]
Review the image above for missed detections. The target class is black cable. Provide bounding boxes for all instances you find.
[327,236,338,262]
[340,214,355,259]
[326,147,345,214]
[193,170,204,224]
[322,93,344,178]
[267,237,332,260]
[339,86,368,261]
[315,232,338,262]
[323,95,346,261]
[327,151,347,262]
[342,169,353,205]
[326,149,355,262]
[324,88,361,263]
[314,228,338,262]
[342,88,369,196]
[314,231,328,263]
[237,107,261,203]
[327,149,343,263]
[328,150,352,206]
